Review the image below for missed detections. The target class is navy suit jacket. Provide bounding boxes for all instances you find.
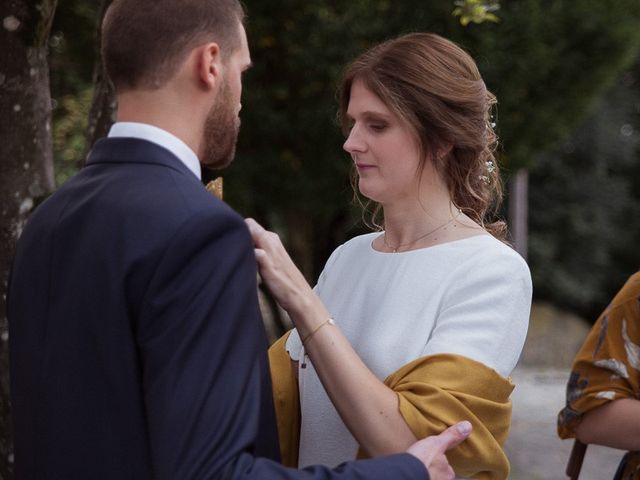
[8,137,427,479]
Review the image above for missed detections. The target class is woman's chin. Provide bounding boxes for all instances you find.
[357,183,378,202]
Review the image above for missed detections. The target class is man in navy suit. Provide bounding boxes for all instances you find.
[8,0,470,478]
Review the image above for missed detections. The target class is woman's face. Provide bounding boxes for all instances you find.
[343,80,425,205]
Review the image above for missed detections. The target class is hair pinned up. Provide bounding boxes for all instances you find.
[339,32,506,240]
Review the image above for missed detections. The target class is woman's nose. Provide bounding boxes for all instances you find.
[343,127,365,154]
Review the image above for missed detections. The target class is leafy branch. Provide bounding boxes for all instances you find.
[453,0,500,26]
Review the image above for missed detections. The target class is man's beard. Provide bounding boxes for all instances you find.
[202,80,240,169]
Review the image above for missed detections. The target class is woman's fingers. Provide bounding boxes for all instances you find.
[244,217,263,235]
[245,218,269,248]
[245,219,329,322]
[245,218,317,314]
[246,218,293,277]
[245,218,285,257]
[253,248,269,269]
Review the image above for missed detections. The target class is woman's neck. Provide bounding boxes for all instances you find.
[382,198,459,246]
[377,179,483,252]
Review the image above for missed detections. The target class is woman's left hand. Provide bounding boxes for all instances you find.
[245,218,318,319]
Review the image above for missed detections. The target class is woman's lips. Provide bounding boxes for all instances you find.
[355,163,376,171]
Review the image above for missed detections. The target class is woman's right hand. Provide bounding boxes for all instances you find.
[244,218,321,320]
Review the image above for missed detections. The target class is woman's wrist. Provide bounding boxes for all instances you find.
[301,318,335,346]
[288,293,333,339]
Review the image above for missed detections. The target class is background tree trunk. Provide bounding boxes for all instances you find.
[0,1,58,478]
[83,0,115,160]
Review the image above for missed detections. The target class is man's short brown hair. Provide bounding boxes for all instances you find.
[102,0,245,92]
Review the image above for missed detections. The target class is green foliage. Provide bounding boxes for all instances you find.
[49,1,99,93]
[441,0,640,172]
[342,2,632,160]
[53,88,93,185]
[226,0,640,278]
[49,0,100,186]
[453,0,500,26]
[48,1,640,295]
[225,1,402,265]
[528,62,640,319]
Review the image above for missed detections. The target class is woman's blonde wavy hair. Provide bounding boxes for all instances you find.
[338,32,506,240]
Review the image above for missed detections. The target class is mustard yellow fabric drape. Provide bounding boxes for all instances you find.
[558,272,640,479]
[268,331,301,467]
[268,332,514,479]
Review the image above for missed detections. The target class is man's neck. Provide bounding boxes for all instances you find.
[116,91,204,159]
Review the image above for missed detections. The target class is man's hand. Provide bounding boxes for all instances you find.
[406,421,472,480]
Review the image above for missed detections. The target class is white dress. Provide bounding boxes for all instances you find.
[285,233,532,468]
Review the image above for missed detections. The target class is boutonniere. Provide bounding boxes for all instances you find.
[205,177,223,200]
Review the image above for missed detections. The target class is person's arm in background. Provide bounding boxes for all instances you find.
[575,399,640,450]
[558,272,640,451]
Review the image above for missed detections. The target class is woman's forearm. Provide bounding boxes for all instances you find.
[245,218,418,455]
[291,295,418,457]
[575,398,640,450]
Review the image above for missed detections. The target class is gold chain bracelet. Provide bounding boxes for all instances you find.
[301,318,335,346]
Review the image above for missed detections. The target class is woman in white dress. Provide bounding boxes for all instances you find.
[246,32,532,480]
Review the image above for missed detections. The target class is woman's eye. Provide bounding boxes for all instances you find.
[369,124,387,132]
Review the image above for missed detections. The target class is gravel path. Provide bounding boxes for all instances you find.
[505,366,625,480]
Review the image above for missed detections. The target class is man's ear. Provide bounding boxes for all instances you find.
[196,42,222,90]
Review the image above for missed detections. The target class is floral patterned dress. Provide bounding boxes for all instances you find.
[558,271,640,479]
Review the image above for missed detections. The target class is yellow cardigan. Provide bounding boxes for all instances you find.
[268,331,514,479]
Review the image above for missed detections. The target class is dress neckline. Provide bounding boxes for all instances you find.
[368,231,492,255]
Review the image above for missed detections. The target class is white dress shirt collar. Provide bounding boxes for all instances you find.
[108,122,202,180]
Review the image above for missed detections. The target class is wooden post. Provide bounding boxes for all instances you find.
[566,440,588,479]
[509,169,529,260]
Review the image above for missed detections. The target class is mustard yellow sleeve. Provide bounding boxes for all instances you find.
[267,330,300,467]
[558,272,640,439]
[358,353,514,480]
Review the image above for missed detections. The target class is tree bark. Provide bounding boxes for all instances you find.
[0,1,58,478]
